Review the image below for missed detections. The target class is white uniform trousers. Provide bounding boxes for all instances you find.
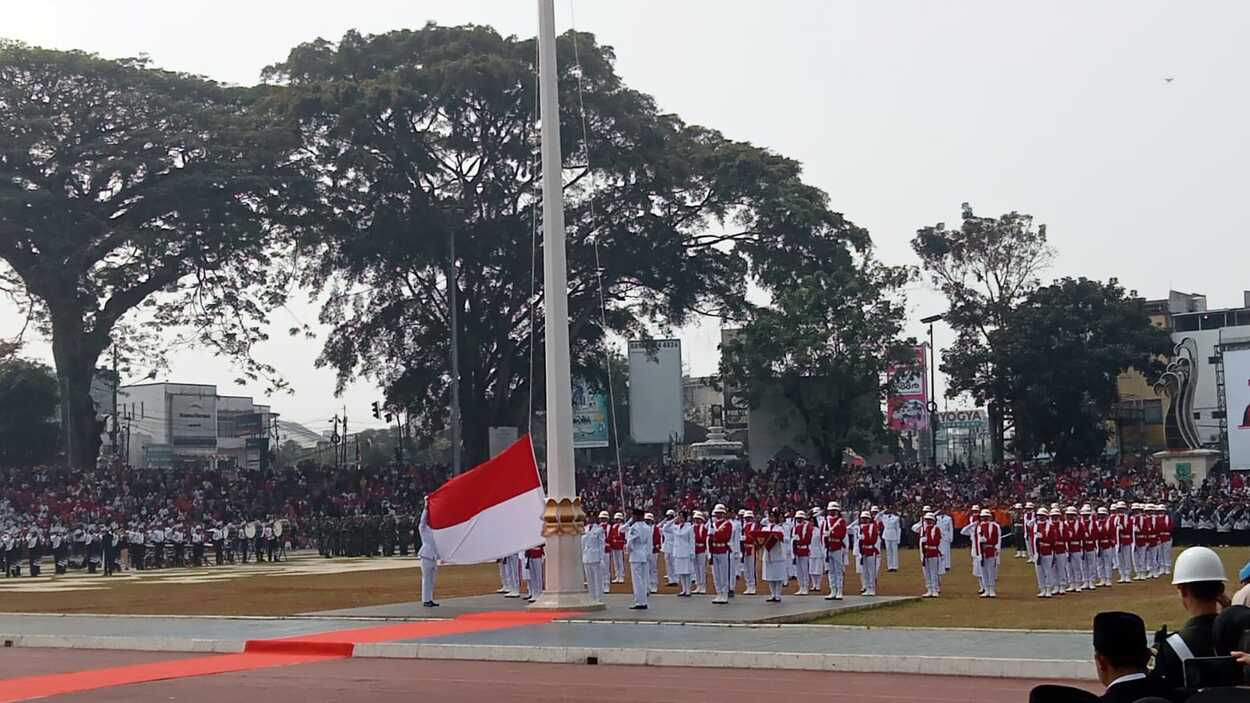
[648,553,659,591]
[885,540,900,571]
[922,556,942,595]
[1052,552,1068,589]
[859,555,878,595]
[767,577,783,600]
[1133,544,1147,579]
[526,556,544,600]
[694,552,709,592]
[1116,545,1133,581]
[795,555,810,594]
[502,554,521,595]
[1025,533,1037,563]
[826,550,846,595]
[1101,548,1115,583]
[940,541,952,571]
[711,552,731,600]
[611,549,625,582]
[980,556,998,596]
[1162,540,1172,574]
[743,552,757,592]
[1035,554,1053,594]
[421,557,438,603]
[665,552,677,585]
[630,561,649,606]
[584,560,604,600]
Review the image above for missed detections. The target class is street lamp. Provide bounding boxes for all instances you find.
[920,314,944,467]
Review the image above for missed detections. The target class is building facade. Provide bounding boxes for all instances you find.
[116,383,277,469]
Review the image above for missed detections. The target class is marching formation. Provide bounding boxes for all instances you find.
[465,499,1179,607]
[1025,501,1173,598]
[0,518,290,578]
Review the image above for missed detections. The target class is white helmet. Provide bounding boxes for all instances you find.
[1079,506,1092,515]
[827,501,841,512]
[923,512,936,521]
[795,510,808,520]
[871,505,880,512]
[1065,507,1078,515]
[744,510,755,519]
[859,511,871,519]
[598,510,610,519]
[644,512,655,521]
[921,505,932,513]
[1025,502,1035,509]
[1096,507,1108,515]
[712,505,727,515]
[666,509,675,517]
[692,511,704,520]
[613,512,624,520]
[979,508,992,518]
[1172,546,1226,585]
[1013,503,1023,509]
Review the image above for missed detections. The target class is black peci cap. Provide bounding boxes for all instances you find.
[1093,611,1149,659]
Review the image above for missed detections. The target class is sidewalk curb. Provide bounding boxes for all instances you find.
[0,633,1094,680]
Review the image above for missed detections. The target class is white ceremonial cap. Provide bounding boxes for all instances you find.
[923,512,936,520]
[644,512,655,520]
[597,510,610,519]
[827,502,841,511]
[979,509,992,518]
[795,510,808,519]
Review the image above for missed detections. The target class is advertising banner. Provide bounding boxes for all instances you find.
[887,344,929,431]
[170,394,217,447]
[1226,349,1250,470]
[571,379,610,448]
[936,408,987,430]
[628,339,684,444]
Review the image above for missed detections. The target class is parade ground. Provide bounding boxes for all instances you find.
[0,546,1239,700]
[0,547,1233,630]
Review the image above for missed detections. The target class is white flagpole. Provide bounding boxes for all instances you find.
[530,0,603,610]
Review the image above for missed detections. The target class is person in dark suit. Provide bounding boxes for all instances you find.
[1029,612,1180,703]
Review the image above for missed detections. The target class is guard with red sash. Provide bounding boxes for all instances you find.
[1053,507,1073,593]
[647,513,662,593]
[1132,503,1150,580]
[1145,504,1163,578]
[1113,501,1134,583]
[1079,505,1098,591]
[823,502,848,600]
[1156,503,1173,576]
[918,511,944,597]
[975,509,1001,597]
[1095,506,1115,587]
[792,511,813,595]
[607,513,627,584]
[1033,508,1056,597]
[741,510,758,595]
[524,544,545,602]
[692,511,710,594]
[856,511,881,596]
[709,504,734,604]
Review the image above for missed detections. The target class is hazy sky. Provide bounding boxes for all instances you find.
[4,1,1248,435]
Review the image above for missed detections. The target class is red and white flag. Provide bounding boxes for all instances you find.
[426,434,546,564]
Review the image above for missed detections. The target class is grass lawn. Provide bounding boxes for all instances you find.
[813,546,1249,631]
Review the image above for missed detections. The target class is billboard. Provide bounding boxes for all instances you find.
[935,409,987,430]
[236,413,265,436]
[887,344,929,431]
[170,394,217,447]
[571,379,610,448]
[628,339,684,444]
[1227,349,1250,470]
[720,329,749,430]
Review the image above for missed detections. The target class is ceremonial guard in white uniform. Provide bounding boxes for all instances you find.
[1023,503,1038,563]
[975,509,1001,597]
[1032,508,1055,597]
[729,511,744,597]
[914,512,943,597]
[660,510,677,586]
[792,511,813,595]
[936,508,954,572]
[822,502,847,600]
[417,500,439,607]
[808,506,826,592]
[668,512,695,596]
[582,511,607,600]
[961,506,984,593]
[760,509,788,602]
[741,510,758,595]
[691,511,709,593]
[607,513,626,584]
[626,509,652,609]
[881,508,902,572]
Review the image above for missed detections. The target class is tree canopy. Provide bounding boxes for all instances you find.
[912,203,1055,461]
[266,24,870,463]
[998,277,1172,463]
[0,41,309,467]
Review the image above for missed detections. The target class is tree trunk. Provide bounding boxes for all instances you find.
[50,313,105,469]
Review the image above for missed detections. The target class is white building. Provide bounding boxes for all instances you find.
[117,382,277,469]
[1169,291,1250,447]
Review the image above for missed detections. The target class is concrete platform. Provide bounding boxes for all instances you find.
[307,592,912,624]
[0,611,1095,680]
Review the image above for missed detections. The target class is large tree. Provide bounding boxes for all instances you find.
[998,277,1172,463]
[267,25,863,463]
[0,42,308,467]
[720,262,914,469]
[911,203,1055,461]
[0,358,60,465]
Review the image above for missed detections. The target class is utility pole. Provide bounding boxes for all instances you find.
[448,231,462,475]
[110,345,120,460]
[341,405,348,468]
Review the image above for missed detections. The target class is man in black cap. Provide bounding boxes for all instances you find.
[1029,612,1177,703]
[1094,612,1178,703]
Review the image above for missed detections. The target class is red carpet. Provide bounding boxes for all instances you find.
[0,611,563,702]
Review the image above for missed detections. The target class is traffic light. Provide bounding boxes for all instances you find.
[371,401,380,419]
[384,412,393,423]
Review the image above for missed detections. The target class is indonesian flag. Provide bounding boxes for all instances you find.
[426,434,546,564]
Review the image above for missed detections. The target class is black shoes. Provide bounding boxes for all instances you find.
[422,601,439,607]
